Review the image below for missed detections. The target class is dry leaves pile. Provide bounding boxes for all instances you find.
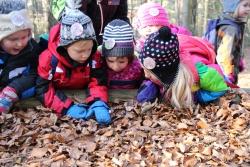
[0,90,249,167]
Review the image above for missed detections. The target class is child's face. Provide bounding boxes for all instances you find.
[238,0,250,18]
[0,29,30,55]
[143,68,162,86]
[106,56,129,72]
[67,40,93,63]
[140,25,162,38]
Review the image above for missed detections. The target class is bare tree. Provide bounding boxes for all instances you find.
[203,0,209,33]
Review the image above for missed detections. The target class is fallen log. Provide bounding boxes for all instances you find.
[15,89,138,108]
[14,88,250,108]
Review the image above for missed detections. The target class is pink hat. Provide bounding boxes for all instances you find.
[135,2,170,29]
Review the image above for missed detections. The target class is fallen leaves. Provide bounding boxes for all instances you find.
[0,90,249,166]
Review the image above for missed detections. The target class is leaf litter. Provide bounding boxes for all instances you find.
[0,89,249,166]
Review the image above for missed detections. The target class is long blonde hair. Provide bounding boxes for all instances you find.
[163,63,194,109]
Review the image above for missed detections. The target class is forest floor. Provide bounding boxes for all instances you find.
[238,48,250,88]
[0,50,249,166]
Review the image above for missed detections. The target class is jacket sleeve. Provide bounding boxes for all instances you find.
[85,52,108,104]
[194,62,228,103]
[196,62,228,92]
[216,25,238,77]
[36,50,73,115]
[113,0,130,23]
[8,39,41,96]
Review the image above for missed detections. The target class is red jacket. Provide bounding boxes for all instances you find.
[36,24,108,115]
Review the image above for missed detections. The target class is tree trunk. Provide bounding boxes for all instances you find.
[181,0,198,34]
[182,0,189,28]
[203,0,209,34]
[175,0,180,25]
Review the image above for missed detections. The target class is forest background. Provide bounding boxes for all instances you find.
[27,0,250,46]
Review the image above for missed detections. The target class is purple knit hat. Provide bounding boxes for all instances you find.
[102,19,134,57]
[135,2,170,29]
[139,26,180,87]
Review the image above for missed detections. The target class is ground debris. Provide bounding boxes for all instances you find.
[0,91,249,166]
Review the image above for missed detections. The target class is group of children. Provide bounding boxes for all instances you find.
[0,0,250,125]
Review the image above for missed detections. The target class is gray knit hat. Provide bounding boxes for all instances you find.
[102,19,134,57]
[59,0,96,47]
[0,0,33,41]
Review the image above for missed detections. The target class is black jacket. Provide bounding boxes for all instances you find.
[80,0,129,44]
[0,39,42,95]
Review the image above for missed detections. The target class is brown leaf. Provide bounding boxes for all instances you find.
[202,146,212,156]
[183,156,197,167]
[196,118,209,129]
[26,162,41,167]
[177,122,188,130]
[203,136,217,144]
[51,160,64,167]
[30,148,48,158]
[142,119,152,127]
[120,118,129,128]
[76,160,92,167]
[103,129,114,137]
[234,147,248,157]
[216,108,230,119]
[68,147,83,160]
[232,118,247,131]
[112,157,123,166]
[85,141,97,153]
[241,101,250,110]
[52,154,67,161]
[177,143,186,153]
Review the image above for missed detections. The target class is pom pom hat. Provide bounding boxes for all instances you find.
[0,0,33,41]
[59,0,96,47]
[139,26,180,87]
[102,19,134,57]
[135,2,170,29]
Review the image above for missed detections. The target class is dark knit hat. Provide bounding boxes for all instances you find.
[59,0,96,47]
[102,19,134,57]
[139,26,180,87]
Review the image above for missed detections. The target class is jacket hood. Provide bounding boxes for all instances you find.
[222,13,247,23]
[223,0,241,13]
[47,24,72,67]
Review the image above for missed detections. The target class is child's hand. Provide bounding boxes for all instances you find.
[137,80,159,103]
[66,104,91,119]
[0,86,18,113]
[88,100,111,125]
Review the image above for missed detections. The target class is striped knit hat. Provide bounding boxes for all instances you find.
[102,19,134,57]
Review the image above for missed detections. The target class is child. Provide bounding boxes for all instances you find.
[215,0,250,84]
[102,19,144,89]
[0,0,42,113]
[138,27,229,109]
[133,2,192,54]
[36,0,111,125]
